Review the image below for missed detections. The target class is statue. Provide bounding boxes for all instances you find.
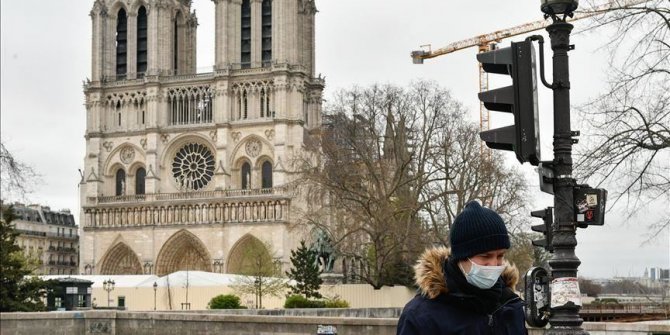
[311,229,336,273]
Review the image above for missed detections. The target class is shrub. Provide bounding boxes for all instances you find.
[324,298,349,308]
[284,295,326,308]
[208,294,245,309]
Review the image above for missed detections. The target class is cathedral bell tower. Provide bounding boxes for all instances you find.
[81,0,324,276]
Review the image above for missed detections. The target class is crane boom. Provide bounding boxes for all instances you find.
[411,0,650,63]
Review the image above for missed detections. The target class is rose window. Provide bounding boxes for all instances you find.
[172,143,215,191]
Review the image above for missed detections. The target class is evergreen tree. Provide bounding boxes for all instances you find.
[285,240,322,299]
[0,205,48,312]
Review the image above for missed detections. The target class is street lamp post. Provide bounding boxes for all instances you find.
[541,1,587,334]
[153,281,157,311]
[254,277,260,309]
[102,279,115,307]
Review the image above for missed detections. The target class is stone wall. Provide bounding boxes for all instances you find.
[0,310,397,335]
[1,310,668,335]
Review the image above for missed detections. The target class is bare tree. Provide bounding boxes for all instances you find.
[295,81,531,289]
[575,0,669,234]
[0,142,40,200]
[229,240,285,309]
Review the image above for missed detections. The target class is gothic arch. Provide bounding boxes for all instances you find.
[155,229,212,276]
[108,1,129,19]
[254,155,273,169]
[129,0,149,15]
[160,133,215,168]
[230,135,273,164]
[103,142,145,176]
[226,234,272,275]
[127,162,146,176]
[98,242,143,275]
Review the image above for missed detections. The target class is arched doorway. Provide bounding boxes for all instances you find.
[155,229,212,276]
[226,234,274,275]
[98,242,143,274]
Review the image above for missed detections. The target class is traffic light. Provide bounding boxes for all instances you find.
[531,207,553,252]
[478,40,541,165]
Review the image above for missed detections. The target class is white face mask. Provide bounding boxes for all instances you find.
[460,258,505,289]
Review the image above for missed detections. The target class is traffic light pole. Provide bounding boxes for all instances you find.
[545,21,587,335]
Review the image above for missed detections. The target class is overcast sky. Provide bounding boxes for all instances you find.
[1,0,668,279]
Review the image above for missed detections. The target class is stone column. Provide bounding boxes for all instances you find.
[106,14,117,79]
[230,0,243,66]
[147,4,160,75]
[272,0,284,64]
[90,8,104,82]
[213,0,229,69]
[251,0,262,67]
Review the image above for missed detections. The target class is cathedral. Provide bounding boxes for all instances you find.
[79,0,324,276]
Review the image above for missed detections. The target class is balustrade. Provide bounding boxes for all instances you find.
[83,199,289,229]
[94,186,288,204]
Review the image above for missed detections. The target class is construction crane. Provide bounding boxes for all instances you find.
[411,0,650,133]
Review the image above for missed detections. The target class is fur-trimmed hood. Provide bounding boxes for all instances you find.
[414,247,519,299]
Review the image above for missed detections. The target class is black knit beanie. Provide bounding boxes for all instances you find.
[449,201,510,260]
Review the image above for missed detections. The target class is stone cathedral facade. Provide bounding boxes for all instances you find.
[79,0,323,276]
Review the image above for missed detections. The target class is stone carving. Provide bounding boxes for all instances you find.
[231,131,241,142]
[84,199,289,228]
[140,138,147,150]
[87,168,100,182]
[215,160,229,176]
[120,146,135,164]
[245,139,262,157]
[209,130,217,142]
[160,133,170,143]
[102,141,113,152]
[264,129,275,141]
[298,0,318,15]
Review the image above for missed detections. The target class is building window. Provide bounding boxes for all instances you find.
[173,12,181,74]
[240,0,251,68]
[241,162,251,189]
[137,6,148,76]
[260,89,269,118]
[115,169,126,196]
[172,143,215,191]
[261,0,272,66]
[168,86,214,125]
[136,167,146,195]
[116,8,128,78]
[261,161,272,188]
[243,91,248,119]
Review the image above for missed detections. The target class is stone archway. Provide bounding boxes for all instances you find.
[155,229,212,276]
[226,234,273,275]
[99,242,143,275]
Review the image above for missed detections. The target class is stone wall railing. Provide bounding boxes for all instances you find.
[82,198,290,229]
[1,311,668,335]
[92,186,289,204]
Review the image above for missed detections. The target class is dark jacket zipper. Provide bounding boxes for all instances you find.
[487,296,522,327]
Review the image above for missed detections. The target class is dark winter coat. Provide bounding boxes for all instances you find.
[396,247,527,335]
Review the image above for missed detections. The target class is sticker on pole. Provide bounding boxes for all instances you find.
[550,277,582,308]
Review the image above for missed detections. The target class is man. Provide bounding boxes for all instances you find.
[397,201,527,334]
